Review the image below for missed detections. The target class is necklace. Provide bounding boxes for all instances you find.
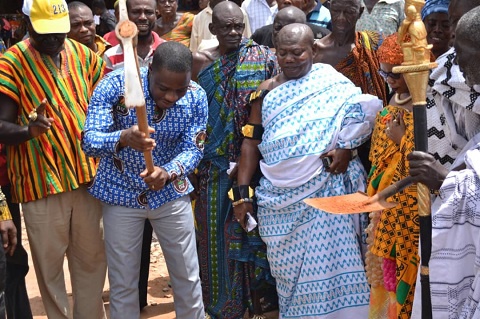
[394,93,412,105]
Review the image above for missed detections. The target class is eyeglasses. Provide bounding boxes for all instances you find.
[378,69,401,80]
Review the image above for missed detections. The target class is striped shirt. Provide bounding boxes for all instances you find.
[103,32,165,73]
[0,38,105,203]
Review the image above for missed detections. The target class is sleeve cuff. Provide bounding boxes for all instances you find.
[162,161,184,182]
[108,131,123,154]
[0,204,12,221]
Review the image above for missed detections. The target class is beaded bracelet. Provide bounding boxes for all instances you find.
[232,198,254,207]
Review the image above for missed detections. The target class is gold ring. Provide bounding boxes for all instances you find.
[29,110,38,122]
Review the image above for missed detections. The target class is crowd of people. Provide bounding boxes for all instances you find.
[1,0,480,318]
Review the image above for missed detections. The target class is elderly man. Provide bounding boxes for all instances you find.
[234,23,381,318]
[314,0,386,103]
[192,2,278,318]
[314,0,387,248]
[189,0,251,52]
[83,41,206,319]
[251,6,330,48]
[408,6,480,318]
[0,0,107,318]
[67,1,111,56]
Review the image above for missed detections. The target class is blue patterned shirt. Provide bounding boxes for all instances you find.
[83,67,208,209]
[307,1,332,30]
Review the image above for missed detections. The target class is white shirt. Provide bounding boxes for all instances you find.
[241,0,277,34]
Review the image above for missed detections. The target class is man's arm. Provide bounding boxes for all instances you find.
[327,96,382,173]
[0,93,53,145]
[82,75,126,157]
[408,151,449,190]
[161,87,208,179]
[233,81,270,229]
[192,50,216,82]
[0,187,16,256]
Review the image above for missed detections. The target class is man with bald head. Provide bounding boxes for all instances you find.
[189,0,251,52]
[67,1,111,56]
[192,2,279,318]
[234,23,381,318]
[455,8,480,87]
[251,6,330,48]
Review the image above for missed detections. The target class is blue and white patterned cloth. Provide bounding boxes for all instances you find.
[82,67,208,209]
[421,0,449,20]
[306,1,331,30]
[256,63,381,318]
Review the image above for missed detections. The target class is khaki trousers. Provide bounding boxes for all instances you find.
[22,186,106,319]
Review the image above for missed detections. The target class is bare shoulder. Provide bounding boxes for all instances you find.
[192,48,221,80]
[314,34,332,49]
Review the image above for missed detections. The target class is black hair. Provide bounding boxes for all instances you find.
[151,42,192,73]
[92,0,107,10]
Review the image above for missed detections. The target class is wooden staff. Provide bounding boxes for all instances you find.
[393,1,437,317]
[115,0,155,173]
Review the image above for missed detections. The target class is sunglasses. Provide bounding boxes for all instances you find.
[378,69,401,80]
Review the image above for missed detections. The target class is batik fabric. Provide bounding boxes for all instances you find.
[256,63,382,318]
[160,12,194,47]
[195,39,278,318]
[336,31,387,104]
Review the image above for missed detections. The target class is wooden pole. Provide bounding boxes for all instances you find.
[393,1,438,317]
[115,0,155,173]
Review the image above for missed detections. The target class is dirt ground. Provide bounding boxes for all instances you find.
[24,227,177,318]
[22,214,279,319]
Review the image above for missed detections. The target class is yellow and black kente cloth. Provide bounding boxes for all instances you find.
[368,105,420,319]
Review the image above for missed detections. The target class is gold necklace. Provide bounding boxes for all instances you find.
[394,92,412,105]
